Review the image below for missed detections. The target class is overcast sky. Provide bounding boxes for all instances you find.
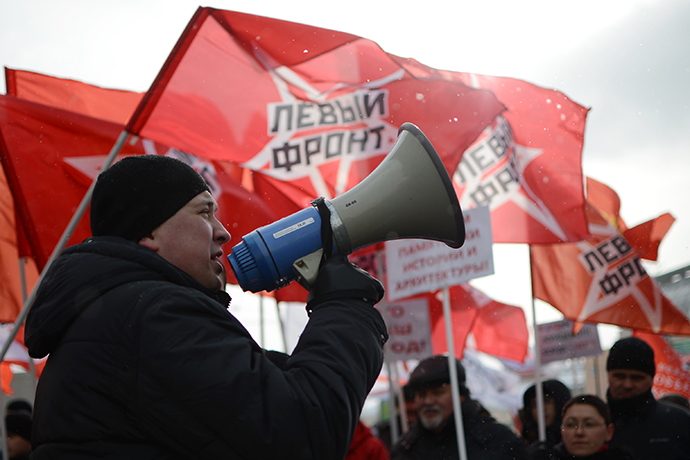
[1,0,688,337]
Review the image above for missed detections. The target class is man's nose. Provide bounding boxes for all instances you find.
[215,221,231,244]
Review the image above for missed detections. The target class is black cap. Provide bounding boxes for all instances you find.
[405,355,467,395]
[607,337,656,377]
[90,155,210,242]
[6,412,31,441]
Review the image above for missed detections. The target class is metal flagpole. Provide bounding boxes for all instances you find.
[528,247,547,442]
[0,130,130,362]
[275,302,288,353]
[442,287,468,460]
[375,251,401,445]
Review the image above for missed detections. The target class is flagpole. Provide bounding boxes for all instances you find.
[528,246,547,442]
[18,257,39,389]
[442,286,468,460]
[0,129,130,362]
[375,250,401,445]
[275,302,288,353]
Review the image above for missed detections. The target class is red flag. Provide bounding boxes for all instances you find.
[125,8,505,202]
[472,295,529,363]
[0,168,39,322]
[385,57,590,244]
[531,179,689,335]
[428,284,528,362]
[586,177,627,232]
[633,331,690,399]
[3,70,285,291]
[427,287,478,360]
[0,96,276,277]
[5,67,143,125]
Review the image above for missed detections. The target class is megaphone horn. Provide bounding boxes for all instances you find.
[228,122,465,293]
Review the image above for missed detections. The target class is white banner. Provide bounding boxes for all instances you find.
[537,319,602,364]
[384,206,493,301]
[383,296,433,362]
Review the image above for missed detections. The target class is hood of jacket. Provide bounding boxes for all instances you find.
[25,236,230,358]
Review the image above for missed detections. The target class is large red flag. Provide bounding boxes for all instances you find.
[633,331,690,399]
[386,58,590,244]
[4,69,310,296]
[125,8,505,202]
[530,178,689,335]
[0,95,276,277]
[5,67,143,125]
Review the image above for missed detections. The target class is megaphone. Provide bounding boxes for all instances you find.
[228,122,465,293]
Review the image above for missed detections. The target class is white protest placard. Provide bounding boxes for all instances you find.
[384,206,493,301]
[537,319,602,364]
[382,296,433,362]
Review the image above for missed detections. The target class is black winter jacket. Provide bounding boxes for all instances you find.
[607,389,690,460]
[25,236,387,459]
[390,398,528,460]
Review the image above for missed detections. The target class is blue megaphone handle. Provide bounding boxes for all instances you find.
[228,206,325,292]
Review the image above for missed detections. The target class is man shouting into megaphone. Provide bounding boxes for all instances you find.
[25,155,388,460]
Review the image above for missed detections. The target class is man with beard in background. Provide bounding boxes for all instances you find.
[390,355,527,460]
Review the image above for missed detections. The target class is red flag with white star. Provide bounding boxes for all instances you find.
[385,57,590,244]
[530,178,689,335]
[0,95,276,279]
[125,8,505,201]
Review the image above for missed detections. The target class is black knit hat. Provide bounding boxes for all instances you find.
[606,337,656,377]
[405,355,468,395]
[6,412,32,441]
[90,155,210,242]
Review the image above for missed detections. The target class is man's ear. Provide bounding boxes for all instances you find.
[138,234,159,252]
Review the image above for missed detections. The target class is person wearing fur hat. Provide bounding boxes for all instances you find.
[390,354,528,460]
[605,336,690,460]
[24,155,388,459]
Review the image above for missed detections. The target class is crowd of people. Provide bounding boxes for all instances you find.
[12,156,690,459]
[351,336,690,460]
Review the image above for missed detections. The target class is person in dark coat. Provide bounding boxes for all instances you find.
[5,412,33,460]
[390,355,528,460]
[605,337,690,460]
[25,155,388,459]
[528,395,635,460]
[519,379,571,447]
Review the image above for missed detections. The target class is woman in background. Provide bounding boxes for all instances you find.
[529,395,635,460]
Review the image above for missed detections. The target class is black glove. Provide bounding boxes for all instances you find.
[306,253,384,313]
